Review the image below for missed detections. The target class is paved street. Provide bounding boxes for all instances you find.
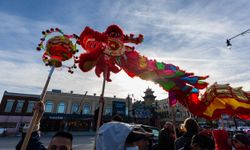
[0,135,95,150]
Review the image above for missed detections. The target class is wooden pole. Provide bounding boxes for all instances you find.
[94,67,107,150]
[171,106,177,138]
[96,68,107,131]
[21,67,55,150]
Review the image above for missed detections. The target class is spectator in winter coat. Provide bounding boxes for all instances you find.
[158,121,176,150]
[175,118,199,150]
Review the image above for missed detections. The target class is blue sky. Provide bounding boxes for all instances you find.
[0,0,250,101]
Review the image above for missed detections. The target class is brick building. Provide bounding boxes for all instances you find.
[0,91,40,135]
[0,90,132,135]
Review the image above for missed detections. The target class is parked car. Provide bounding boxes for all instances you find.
[0,128,7,136]
[19,123,29,133]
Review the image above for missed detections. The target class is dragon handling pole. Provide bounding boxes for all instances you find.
[21,67,55,150]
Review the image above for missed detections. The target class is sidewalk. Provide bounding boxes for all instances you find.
[0,133,95,150]
[41,130,96,137]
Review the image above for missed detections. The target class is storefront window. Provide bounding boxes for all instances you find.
[45,101,54,113]
[71,103,79,114]
[82,104,91,114]
[105,107,112,116]
[57,102,65,113]
[27,101,35,113]
[4,99,14,112]
[15,100,24,112]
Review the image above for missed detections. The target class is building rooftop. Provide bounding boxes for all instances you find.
[3,91,40,98]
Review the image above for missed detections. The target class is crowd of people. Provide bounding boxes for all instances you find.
[157,118,250,150]
[15,102,250,150]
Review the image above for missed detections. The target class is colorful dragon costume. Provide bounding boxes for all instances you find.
[76,24,250,120]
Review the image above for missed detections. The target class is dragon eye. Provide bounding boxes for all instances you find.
[92,43,97,48]
[110,32,117,37]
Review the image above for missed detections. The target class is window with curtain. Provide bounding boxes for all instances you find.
[104,107,112,116]
[45,101,54,113]
[57,102,65,113]
[4,99,15,112]
[82,104,91,114]
[15,100,24,112]
[26,101,35,113]
[71,103,79,114]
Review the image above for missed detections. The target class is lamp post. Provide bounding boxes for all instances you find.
[226,29,250,49]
